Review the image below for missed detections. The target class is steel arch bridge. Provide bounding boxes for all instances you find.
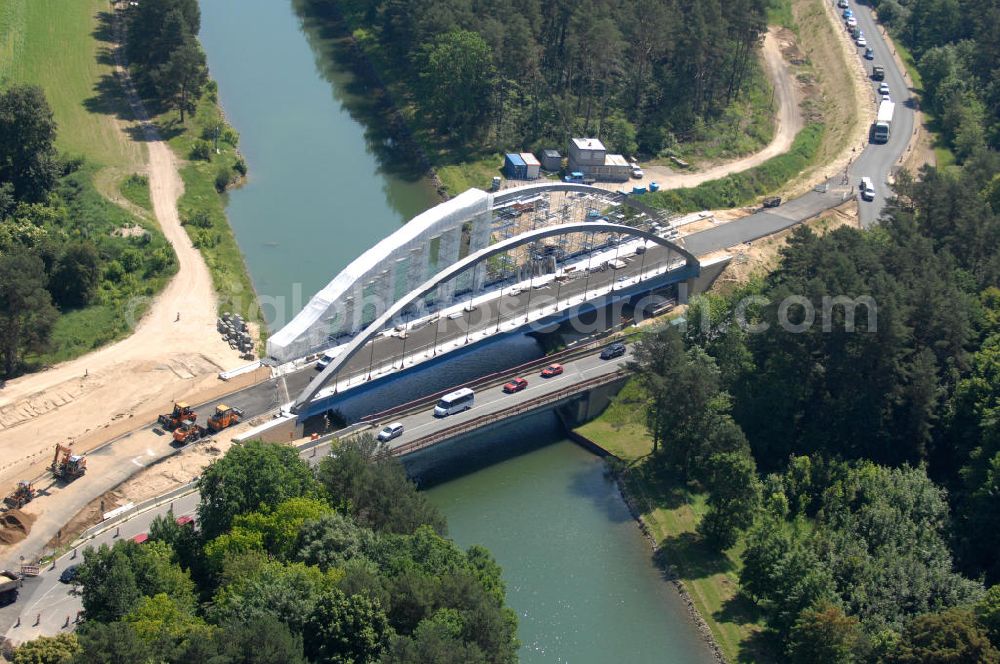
[292,221,698,412]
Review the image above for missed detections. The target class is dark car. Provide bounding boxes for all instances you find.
[600,342,626,360]
[762,196,782,208]
[540,363,564,378]
[503,377,528,393]
[59,565,80,584]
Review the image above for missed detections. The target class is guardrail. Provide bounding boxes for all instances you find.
[389,370,627,456]
[358,326,637,426]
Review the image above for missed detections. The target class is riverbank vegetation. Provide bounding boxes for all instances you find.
[298,0,781,194]
[0,85,176,377]
[12,439,519,663]
[123,0,261,332]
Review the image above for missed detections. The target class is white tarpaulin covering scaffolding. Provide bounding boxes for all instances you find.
[267,189,492,361]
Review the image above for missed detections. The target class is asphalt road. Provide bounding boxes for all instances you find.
[2,347,630,644]
[849,0,915,227]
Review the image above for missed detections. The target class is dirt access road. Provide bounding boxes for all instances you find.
[613,27,803,192]
[0,8,239,497]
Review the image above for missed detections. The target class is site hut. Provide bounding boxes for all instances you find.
[567,137,631,182]
[568,137,606,174]
[539,149,562,171]
[504,153,528,180]
[519,152,541,180]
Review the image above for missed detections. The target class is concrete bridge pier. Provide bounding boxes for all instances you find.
[557,376,629,429]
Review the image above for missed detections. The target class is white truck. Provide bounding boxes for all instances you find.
[872,100,894,143]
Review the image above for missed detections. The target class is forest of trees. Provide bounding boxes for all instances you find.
[320,0,770,154]
[0,85,175,377]
[621,2,1000,658]
[12,439,518,664]
[630,152,1000,659]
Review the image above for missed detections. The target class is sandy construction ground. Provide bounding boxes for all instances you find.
[0,15,243,494]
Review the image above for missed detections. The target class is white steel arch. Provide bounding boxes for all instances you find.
[292,221,697,411]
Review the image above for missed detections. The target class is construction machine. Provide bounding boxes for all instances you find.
[172,422,207,445]
[207,404,244,432]
[157,402,197,430]
[4,482,35,509]
[51,444,86,481]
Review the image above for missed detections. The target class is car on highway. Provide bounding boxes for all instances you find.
[837,0,848,7]
[842,8,853,18]
[881,92,891,103]
[59,565,80,584]
[878,82,890,96]
[600,342,626,360]
[846,17,858,27]
[377,422,404,442]
[857,36,867,48]
[507,288,522,297]
[540,363,564,378]
[864,47,875,60]
[503,377,528,393]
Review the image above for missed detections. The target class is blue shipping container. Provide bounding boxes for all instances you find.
[648,182,660,192]
[632,186,647,195]
[504,153,527,179]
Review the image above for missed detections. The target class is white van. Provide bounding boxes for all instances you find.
[434,388,475,417]
[860,177,875,201]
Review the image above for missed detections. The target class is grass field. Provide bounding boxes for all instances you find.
[0,0,144,171]
[119,173,151,212]
[576,379,768,663]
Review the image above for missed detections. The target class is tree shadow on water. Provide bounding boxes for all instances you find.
[290,0,439,183]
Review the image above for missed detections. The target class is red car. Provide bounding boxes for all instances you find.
[503,377,528,393]
[540,363,564,378]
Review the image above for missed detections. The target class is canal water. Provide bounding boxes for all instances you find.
[415,412,715,664]
[199,1,715,661]
[199,0,438,330]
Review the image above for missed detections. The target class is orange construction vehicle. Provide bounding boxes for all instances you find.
[51,444,86,481]
[4,481,36,508]
[172,422,206,445]
[157,402,197,430]
[207,404,243,432]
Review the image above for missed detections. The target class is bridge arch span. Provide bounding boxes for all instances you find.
[292,221,697,412]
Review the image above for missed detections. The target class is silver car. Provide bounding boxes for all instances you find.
[377,422,404,442]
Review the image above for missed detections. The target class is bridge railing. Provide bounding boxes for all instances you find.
[388,370,628,456]
[356,323,637,426]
